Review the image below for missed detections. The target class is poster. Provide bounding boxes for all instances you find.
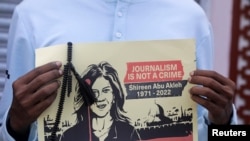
[36,39,197,141]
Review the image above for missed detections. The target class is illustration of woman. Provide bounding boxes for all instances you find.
[60,61,141,141]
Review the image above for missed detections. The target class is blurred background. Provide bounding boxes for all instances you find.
[0,0,249,124]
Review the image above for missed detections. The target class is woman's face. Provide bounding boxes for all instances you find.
[90,77,114,117]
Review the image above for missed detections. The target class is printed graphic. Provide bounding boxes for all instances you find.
[124,61,187,99]
[123,61,192,140]
[36,40,197,141]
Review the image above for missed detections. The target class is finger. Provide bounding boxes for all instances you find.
[30,88,58,118]
[26,80,61,107]
[191,70,235,88]
[27,68,63,93]
[189,71,235,100]
[190,86,227,108]
[18,61,62,84]
[190,93,222,117]
[189,74,224,94]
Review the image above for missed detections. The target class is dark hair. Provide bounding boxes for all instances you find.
[74,61,130,123]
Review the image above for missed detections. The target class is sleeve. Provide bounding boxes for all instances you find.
[0,6,38,141]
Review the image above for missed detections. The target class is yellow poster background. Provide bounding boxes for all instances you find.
[36,39,197,141]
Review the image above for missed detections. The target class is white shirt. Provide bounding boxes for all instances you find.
[0,0,237,141]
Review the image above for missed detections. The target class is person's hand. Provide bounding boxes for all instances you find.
[9,61,63,135]
[188,70,236,124]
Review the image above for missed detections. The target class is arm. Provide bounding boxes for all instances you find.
[193,22,238,141]
[0,6,63,141]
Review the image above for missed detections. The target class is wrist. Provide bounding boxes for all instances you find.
[7,117,30,141]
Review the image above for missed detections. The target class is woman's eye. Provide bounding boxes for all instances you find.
[103,88,111,93]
